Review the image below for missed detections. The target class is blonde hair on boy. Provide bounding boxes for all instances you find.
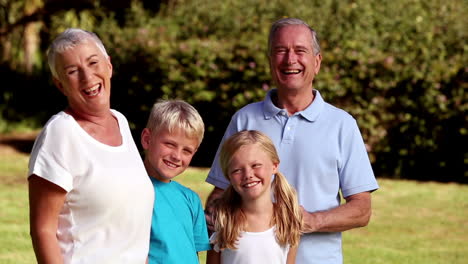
[214,130,303,250]
[146,99,204,145]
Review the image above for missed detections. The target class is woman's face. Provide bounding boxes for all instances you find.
[53,40,113,117]
[228,143,278,202]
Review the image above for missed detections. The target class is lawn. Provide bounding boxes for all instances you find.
[0,143,466,264]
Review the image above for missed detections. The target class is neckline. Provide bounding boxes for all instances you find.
[61,110,126,151]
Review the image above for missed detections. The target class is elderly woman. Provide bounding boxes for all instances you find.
[28,29,154,263]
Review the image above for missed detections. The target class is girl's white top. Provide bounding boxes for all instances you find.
[28,110,154,264]
[211,226,290,264]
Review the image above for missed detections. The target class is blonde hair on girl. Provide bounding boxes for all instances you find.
[214,130,303,250]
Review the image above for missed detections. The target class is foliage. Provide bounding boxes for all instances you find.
[0,0,466,181]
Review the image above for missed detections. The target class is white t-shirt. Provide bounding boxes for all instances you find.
[28,110,154,264]
[211,226,290,264]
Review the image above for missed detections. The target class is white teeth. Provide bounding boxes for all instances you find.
[283,70,300,74]
[84,84,100,96]
[164,160,178,168]
[244,182,259,188]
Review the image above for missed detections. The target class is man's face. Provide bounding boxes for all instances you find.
[141,128,199,183]
[269,25,322,92]
[53,40,113,116]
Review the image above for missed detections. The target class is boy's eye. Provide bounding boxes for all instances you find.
[183,149,193,155]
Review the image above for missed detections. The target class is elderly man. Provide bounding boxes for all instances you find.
[205,18,379,264]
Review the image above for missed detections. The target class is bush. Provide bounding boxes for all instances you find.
[1,0,466,181]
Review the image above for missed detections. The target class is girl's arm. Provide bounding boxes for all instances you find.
[206,249,221,264]
[29,175,67,264]
[286,246,298,264]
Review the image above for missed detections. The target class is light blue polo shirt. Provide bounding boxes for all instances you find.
[206,89,379,264]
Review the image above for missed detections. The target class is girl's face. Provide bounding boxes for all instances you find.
[228,143,278,202]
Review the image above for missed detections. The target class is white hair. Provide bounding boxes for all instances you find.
[47,28,109,78]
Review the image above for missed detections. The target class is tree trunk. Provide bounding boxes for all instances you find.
[22,0,43,73]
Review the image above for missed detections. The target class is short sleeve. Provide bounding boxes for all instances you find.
[192,192,211,252]
[339,118,379,197]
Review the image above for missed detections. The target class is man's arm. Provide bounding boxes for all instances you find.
[204,187,224,233]
[301,191,372,233]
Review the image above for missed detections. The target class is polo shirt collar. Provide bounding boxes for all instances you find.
[263,89,325,122]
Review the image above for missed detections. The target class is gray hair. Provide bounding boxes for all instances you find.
[47,28,109,78]
[268,18,321,56]
[146,99,205,146]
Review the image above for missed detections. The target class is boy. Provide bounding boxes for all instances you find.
[141,99,211,264]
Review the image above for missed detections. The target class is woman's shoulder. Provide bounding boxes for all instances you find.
[39,111,75,136]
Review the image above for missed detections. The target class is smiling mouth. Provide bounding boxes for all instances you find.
[282,69,301,75]
[163,160,180,169]
[243,181,260,188]
[83,84,101,97]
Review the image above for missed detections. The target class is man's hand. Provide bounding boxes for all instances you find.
[204,187,224,234]
[300,192,372,233]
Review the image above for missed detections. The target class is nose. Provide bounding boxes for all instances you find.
[79,67,93,82]
[243,167,254,180]
[286,50,297,65]
[170,148,182,162]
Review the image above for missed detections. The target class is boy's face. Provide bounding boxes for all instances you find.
[141,127,199,183]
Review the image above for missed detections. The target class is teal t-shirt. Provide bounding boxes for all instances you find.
[148,177,211,264]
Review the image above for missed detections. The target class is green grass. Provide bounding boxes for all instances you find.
[1,150,467,264]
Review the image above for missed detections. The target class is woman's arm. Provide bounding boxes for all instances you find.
[206,249,221,264]
[286,246,298,264]
[29,175,67,264]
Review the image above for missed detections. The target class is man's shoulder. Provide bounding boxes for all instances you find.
[233,100,265,118]
[322,101,355,122]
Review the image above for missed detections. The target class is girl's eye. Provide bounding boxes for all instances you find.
[67,70,77,75]
[165,142,175,147]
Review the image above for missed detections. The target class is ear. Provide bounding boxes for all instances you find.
[272,161,279,174]
[314,53,322,75]
[107,56,113,78]
[141,128,151,150]
[53,77,66,95]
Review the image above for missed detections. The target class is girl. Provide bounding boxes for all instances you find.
[207,130,302,264]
